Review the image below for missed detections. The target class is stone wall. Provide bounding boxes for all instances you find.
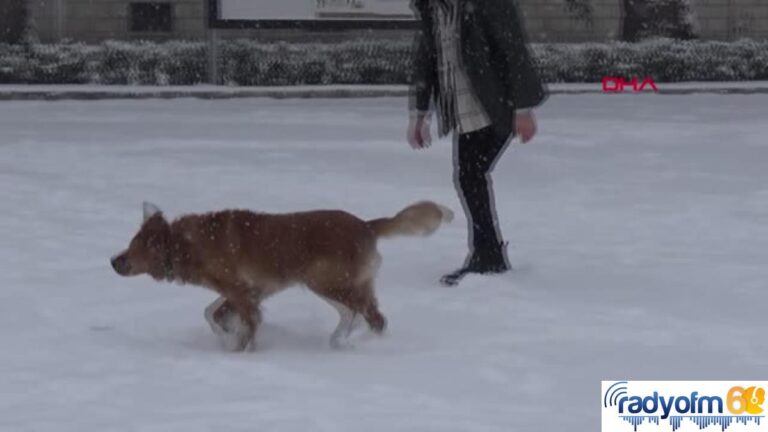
[29,0,206,42]
[696,0,768,40]
[26,0,768,43]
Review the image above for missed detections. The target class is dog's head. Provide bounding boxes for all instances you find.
[111,202,172,281]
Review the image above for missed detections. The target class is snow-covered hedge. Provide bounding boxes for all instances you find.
[538,39,768,81]
[1,38,767,85]
[0,41,208,85]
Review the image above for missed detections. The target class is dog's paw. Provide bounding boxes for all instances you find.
[218,333,242,352]
[228,338,256,353]
[329,337,354,351]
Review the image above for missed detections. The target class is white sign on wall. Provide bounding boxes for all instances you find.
[219,0,415,21]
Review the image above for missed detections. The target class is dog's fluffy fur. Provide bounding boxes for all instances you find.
[112,201,453,351]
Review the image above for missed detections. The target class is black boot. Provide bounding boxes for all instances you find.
[440,242,510,286]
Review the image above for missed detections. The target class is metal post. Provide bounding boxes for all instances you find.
[55,0,65,41]
[726,0,734,41]
[208,28,220,85]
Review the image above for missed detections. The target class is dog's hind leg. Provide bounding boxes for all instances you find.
[352,279,387,335]
[319,281,387,349]
[323,297,357,350]
[346,313,366,338]
[361,297,387,335]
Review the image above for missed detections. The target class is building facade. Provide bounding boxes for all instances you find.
[27,0,768,43]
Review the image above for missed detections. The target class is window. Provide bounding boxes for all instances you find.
[129,3,173,32]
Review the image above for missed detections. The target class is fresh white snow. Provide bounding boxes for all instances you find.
[0,95,767,431]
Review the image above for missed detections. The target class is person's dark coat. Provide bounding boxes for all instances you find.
[410,0,548,140]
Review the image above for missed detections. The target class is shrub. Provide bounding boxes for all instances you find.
[0,38,766,85]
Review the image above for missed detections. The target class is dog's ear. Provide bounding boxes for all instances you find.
[143,201,162,222]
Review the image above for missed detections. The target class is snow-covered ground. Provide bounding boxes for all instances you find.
[1,95,767,431]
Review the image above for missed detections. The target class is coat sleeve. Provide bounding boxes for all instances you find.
[479,0,547,110]
[409,0,438,113]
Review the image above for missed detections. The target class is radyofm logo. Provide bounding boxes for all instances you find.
[602,381,767,432]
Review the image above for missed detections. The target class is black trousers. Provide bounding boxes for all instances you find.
[453,126,510,265]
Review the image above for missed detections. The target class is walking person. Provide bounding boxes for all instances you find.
[407,0,547,286]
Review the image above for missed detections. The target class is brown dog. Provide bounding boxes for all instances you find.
[111,201,452,351]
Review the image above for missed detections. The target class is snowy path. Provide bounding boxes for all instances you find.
[1,95,767,431]
[4,82,768,101]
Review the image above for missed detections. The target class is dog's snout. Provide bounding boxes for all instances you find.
[111,254,129,275]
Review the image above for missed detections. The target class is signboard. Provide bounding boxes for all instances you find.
[209,0,419,29]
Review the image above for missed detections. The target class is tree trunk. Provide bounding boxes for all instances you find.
[0,0,28,43]
[620,0,696,41]
[620,0,645,41]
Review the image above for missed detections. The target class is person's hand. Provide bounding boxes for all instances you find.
[515,110,537,143]
[408,113,432,149]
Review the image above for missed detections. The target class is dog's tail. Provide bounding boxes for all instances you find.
[367,201,453,239]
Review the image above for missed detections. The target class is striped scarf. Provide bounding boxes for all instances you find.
[431,0,460,136]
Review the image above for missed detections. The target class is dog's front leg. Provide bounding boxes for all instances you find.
[205,285,261,352]
[204,296,245,351]
[204,296,230,337]
[228,290,260,352]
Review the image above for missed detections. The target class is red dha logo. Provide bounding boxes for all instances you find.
[602,77,659,93]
